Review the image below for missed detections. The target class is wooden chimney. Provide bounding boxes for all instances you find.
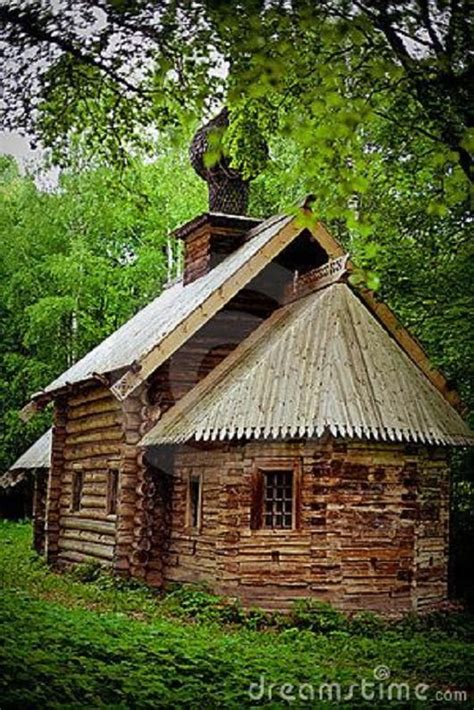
[174,213,261,285]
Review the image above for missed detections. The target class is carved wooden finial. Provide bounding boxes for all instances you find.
[189,108,249,215]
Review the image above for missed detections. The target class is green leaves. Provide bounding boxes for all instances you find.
[2,0,472,189]
[1,521,474,707]
[0,149,206,472]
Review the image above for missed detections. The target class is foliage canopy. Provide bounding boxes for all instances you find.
[1,0,472,190]
[0,0,472,602]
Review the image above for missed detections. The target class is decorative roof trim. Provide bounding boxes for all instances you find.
[304,220,462,412]
[284,253,350,303]
[21,200,464,416]
[157,424,472,447]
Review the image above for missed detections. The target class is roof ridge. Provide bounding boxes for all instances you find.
[24,211,301,414]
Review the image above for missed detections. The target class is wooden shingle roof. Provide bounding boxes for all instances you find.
[141,284,473,447]
[23,202,463,422]
[0,428,52,489]
[25,213,304,410]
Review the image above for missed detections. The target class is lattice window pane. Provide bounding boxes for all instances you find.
[263,470,293,529]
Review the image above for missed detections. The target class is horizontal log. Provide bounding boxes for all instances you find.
[76,495,106,509]
[62,470,108,483]
[66,413,122,434]
[62,516,116,535]
[67,387,113,407]
[60,528,116,545]
[61,479,108,494]
[68,398,121,420]
[64,443,123,460]
[59,538,115,560]
[66,429,124,445]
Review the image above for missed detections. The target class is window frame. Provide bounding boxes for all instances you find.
[250,458,301,532]
[187,472,202,531]
[70,466,84,513]
[106,468,120,516]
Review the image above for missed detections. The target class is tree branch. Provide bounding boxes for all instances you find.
[0,5,144,97]
[417,0,445,57]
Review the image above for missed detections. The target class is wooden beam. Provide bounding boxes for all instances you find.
[111,217,302,401]
[356,288,462,411]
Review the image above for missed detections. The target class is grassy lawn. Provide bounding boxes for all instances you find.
[0,521,473,708]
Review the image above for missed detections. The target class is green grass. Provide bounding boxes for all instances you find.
[0,521,473,708]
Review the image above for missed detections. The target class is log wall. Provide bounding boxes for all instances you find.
[414,450,450,611]
[161,451,222,585]
[45,396,67,564]
[54,385,124,566]
[161,439,449,615]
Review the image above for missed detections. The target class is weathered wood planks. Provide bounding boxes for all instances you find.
[160,439,449,615]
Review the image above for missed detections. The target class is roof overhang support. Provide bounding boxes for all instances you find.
[21,372,115,421]
[19,400,42,422]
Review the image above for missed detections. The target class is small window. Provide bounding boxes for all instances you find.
[263,471,293,529]
[251,464,300,531]
[71,470,84,513]
[188,474,202,529]
[107,469,119,515]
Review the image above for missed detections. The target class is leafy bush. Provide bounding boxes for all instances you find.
[290,599,349,633]
[68,560,105,583]
[163,585,223,621]
[243,607,274,631]
[394,609,474,642]
[215,598,247,625]
[349,611,386,638]
[67,561,157,596]
[0,523,473,708]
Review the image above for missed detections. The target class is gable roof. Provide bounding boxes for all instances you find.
[23,202,461,416]
[26,212,307,410]
[141,283,473,447]
[10,428,52,470]
[0,428,52,489]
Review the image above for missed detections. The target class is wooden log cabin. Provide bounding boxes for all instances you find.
[0,429,51,549]
[20,112,473,615]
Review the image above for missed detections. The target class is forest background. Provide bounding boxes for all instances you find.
[0,0,472,600]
